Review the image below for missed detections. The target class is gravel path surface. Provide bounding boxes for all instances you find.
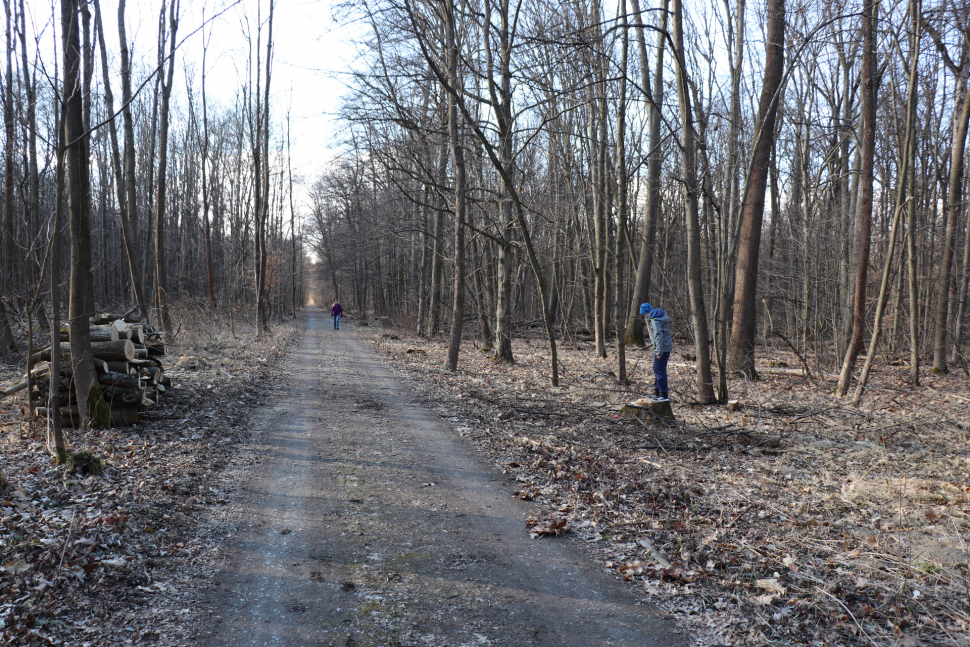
[195,307,687,646]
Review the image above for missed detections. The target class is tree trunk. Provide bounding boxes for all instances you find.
[445,0,466,372]
[492,25,516,365]
[50,128,66,459]
[0,297,14,357]
[932,60,970,373]
[836,0,878,397]
[116,0,145,310]
[714,0,746,399]
[18,0,42,331]
[2,0,14,296]
[92,0,137,306]
[429,122,447,336]
[592,0,608,359]
[672,0,714,403]
[725,0,785,378]
[62,0,99,425]
[614,1,630,383]
[906,115,920,385]
[255,0,274,336]
[154,0,178,333]
[625,2,667,347]
[201,16,217,309]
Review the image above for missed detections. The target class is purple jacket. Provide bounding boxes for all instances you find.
[331,303,342,316]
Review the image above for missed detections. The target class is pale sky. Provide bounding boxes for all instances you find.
[181,0,357,177]
[23,0,357,203]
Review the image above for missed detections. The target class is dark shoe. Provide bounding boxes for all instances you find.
[657,392,669,402]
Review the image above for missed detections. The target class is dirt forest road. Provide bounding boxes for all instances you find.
[194,306,688,647]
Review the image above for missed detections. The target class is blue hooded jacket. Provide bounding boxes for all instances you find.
[646,308,673,353]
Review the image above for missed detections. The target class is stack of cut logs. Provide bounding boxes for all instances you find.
[23,309,170,427]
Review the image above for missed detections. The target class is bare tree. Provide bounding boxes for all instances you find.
[625,0,668,347]
[444,0,467,372]
[253,0,275,336]
[836,0,879,398]
[62,0,100,424]
[672,0,715,403]
[852,0,921,402]
[201,12,217,309]
[726,0,786,379]
[153,0,179,332]
[614,0,630,383]
[927,4,970,373]
[116,0,146,310]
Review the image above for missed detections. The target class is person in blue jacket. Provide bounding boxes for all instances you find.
[640,303,672,402]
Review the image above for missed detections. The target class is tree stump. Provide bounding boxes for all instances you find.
[618,398,675,421]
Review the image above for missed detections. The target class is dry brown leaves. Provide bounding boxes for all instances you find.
[525,511,570,538]
[366,327,970,647]
[0,305,299,646]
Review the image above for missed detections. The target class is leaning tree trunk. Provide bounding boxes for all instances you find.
[725,0,785,379]
[855,0,920,397]
[836,0,878,397]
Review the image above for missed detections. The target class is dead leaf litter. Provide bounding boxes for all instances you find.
[365,326,970,647]
[1,309,298,646]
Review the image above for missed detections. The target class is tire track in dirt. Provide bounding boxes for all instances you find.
[194,306,687,646]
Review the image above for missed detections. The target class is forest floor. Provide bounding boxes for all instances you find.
[1,307,969,646]
[360,323,970,647]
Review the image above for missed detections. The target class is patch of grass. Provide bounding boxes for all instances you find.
[914,562,942,575]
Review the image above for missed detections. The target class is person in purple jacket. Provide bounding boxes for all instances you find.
[330,300,342,330]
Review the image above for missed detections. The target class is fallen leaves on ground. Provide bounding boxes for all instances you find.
[366,326,970,647]
[0,305,298,646]
[525,511,570,538]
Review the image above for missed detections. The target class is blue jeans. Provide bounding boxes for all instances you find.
[333,314,340,329]
[653,351,670,393]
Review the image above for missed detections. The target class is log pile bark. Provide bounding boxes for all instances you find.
[22,309,170,427]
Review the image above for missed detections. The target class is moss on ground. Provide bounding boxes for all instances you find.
[67,449,104,475]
